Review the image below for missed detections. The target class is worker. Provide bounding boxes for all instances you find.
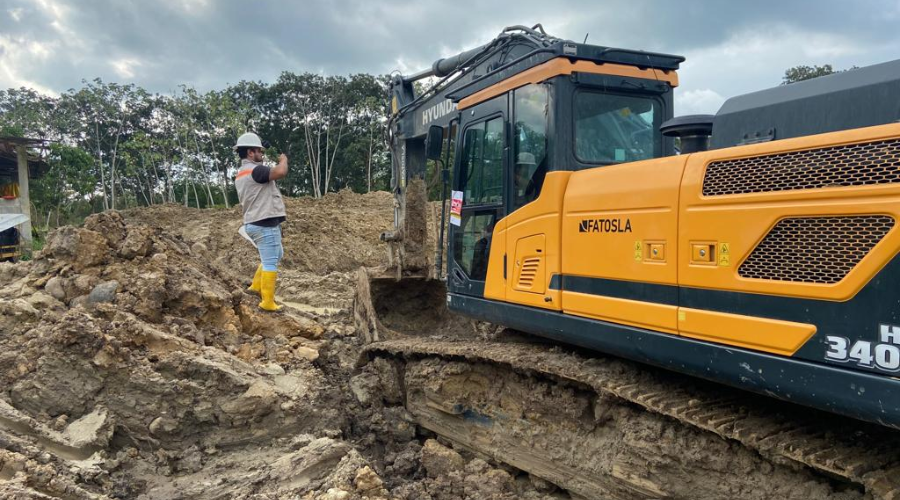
[513,152,535,206]
[234,132,289,312]
[470,220,495,280]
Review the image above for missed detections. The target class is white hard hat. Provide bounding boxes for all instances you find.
[234,132,263,150]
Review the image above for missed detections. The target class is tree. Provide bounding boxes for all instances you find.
[782,64,858,85]
[4,69,395,228]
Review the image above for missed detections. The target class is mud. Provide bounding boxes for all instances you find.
[6,188,900,499]
[0,192,550,499]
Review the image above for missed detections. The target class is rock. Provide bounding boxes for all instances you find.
[44,226,109,271]
[70,295,90,309]
[294,345,319,362]
[176,445,204,474]
[372,358,402,405]
[238,303,325,340]
[220,380,278,420]
[26,291,63,311]
[62,406,114,448]
[72,275,98,296]
[260,363,285,376]
[349,373,377,406]
[354,465,383,492]
[87,281,119,305]
[289,434,315,451]
[51,414,69,432]
[150,252,168,266]
[421,439,465,478]
[83,211,127,245]
[149,416,179,436]
[465,457,491,476]
[318,489,350,500]
[190,242,208,256]
[44,277,66,301]
[236,343,265,361]
[479,468,514,494]
[269,438,353,491]
[120,226,155,259]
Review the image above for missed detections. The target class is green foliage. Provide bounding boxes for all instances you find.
[0,72,393,229]
[781,64,859,85]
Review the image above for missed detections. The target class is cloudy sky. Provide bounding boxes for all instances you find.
[1,0,899,114]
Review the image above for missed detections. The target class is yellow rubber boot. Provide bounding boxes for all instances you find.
[258,270,283,312]
[247,265,262,295]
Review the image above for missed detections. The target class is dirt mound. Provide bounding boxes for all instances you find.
[124,190,394,277]
[0,198,554,499]
[0,211,362,497]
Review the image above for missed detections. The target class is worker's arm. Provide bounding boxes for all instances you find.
[250,154,289,184]
[269,153,288,181]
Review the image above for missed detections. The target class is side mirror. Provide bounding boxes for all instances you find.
[425,125,444,161]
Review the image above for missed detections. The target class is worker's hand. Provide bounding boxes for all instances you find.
[270,153,289,181]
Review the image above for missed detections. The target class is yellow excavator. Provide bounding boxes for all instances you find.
[357,21,900,431]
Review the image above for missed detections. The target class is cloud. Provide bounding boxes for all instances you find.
[0,0,896,101]
[111,58,141,79]
[677,89,726,116]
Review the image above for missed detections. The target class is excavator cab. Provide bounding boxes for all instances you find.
[444,69,677,301]
[355,25,682,340]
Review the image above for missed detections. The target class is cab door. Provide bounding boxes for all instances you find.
[447,95,507,297]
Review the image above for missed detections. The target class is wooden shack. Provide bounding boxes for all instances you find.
[0,137,48,260]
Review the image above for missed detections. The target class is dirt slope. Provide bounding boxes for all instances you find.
[124,190,395,277]
[0,193,555,500]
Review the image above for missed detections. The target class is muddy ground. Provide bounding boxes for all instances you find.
[2,189,892,499]
[0,191,557,499]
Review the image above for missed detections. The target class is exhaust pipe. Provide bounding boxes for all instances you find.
[661,115,714,153]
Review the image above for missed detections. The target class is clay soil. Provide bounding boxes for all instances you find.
[0,191,556,499]
[2,189,890,499]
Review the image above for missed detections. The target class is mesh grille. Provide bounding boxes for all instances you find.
[738,215,894,284]
[703,139,900,196]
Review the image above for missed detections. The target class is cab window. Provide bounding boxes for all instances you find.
[458,116,504,205]
[574,92,660,164]
[512,84,549,211]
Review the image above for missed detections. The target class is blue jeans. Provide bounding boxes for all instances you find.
[244,223,283,272]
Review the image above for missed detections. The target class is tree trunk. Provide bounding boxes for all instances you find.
[95,121,109,211]
[109,118,125,211]
[206,121,231,209]
[191,180,200,209]
[367,123,374,192]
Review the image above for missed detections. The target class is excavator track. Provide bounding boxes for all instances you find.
[362,336,900,500]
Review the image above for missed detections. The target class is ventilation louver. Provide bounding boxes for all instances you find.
[738,215,894,284]
[703,139,900,196]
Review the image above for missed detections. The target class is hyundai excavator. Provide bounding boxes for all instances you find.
[356,24,900,498]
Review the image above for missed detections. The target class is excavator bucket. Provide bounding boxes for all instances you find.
[354,266,451,342]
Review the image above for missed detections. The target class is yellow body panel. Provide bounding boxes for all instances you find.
[678,308,817,356]
[500,172,571,310]
[563,155,686,285]
[483,218,508,301]
[458,58,678,110]
[564,292,678,334]
[512,234,548,293]
[679,123,900,301]
[557,156,685,332]
[480,121,900,357]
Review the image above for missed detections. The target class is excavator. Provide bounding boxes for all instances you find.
[356,24,900,498]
